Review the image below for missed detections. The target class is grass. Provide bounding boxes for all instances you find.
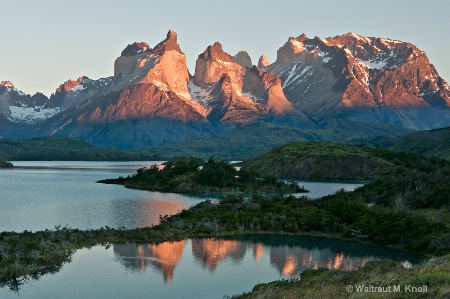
[230,256,450,299]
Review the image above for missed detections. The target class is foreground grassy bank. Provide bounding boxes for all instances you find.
[230,256,450,299]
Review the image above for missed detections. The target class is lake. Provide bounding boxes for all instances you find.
[0,161,365,232]
[0,235,422,299]
[0,162,416,298]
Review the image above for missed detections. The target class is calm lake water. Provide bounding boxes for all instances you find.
[0,161,364,232]
[0,235,422,299]
[0,163,416,298]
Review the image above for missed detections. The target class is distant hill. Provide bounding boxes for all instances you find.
[241,141,409,180]
[390,127,450,160]
[0,137,164,161]
[142,121,409,161]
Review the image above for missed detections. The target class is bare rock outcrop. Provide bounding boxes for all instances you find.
[266,32,450,129]
[190,43,300,124]
[258,55,270,69]
[232,51,253,68]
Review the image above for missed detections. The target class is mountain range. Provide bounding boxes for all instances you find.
[1,30,449,149]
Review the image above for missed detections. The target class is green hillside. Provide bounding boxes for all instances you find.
[0,137,163,161]
[241,141,398,180]
[390,127,450,160]
[142,121,409,160]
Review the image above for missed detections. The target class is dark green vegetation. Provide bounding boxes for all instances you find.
[353,126,450,161]
[161,192,447,255]
[0,137,163,161]
[140,122,409,160]
[244,141,450,209]
[2,139,450,294]
[0,161,13,168]
[241,141,399,180]
[99,157,305,194]
[390,127,450,160]
[231,256,450,298]
[154,142,450,254]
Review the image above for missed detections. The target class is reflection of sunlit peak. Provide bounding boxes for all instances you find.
[147,241,186,283]
[333,253,344,270]
[136,245,145,256]
[253,243,264,261]
[281,255,297,276]
[327,258,333,269]
[192,239,242,271]
[113,241,185,283]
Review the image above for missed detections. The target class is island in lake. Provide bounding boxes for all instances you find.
[99,156,306,194]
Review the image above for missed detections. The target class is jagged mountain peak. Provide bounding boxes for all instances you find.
[199,42,234,63]
[114,30,184,77]
[232,51,252,68]
[0,81,29,97]
[276,34,314,63]
[324,32,409,53]
[55,76,90,93]
[258,55,270,69]
[121,42,151,57]
[265,31,450,129]
[0,81,15,89]
[193,42,244,88]
[2,30,450,149]
[152,29,182,54]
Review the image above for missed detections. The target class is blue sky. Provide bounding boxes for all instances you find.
[1,0,449,96]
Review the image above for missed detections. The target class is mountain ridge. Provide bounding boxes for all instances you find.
[1,30,449,149]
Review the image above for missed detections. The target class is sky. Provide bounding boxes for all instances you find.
[1,0,449,96]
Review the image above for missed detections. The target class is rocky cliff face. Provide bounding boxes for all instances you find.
[37,30,213,148]
[190,42,300,125]
[258,55,270,69]
[232,51,253,68]
[266,32,450,129]
[1,30,450,149]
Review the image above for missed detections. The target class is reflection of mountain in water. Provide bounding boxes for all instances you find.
[112,236,422,282]
[191,238,248,271]
[113,241,185,283]
[270,246,371,277]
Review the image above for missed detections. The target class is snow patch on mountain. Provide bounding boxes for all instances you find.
[356,58,387,69]
[72,85,86,92]
[8,106,60,123]
[188,80,215,106]
[236,90,264,103]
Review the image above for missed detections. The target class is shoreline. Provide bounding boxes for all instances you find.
[0,224,432,288]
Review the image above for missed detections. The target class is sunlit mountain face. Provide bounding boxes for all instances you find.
[1,31,450,148]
